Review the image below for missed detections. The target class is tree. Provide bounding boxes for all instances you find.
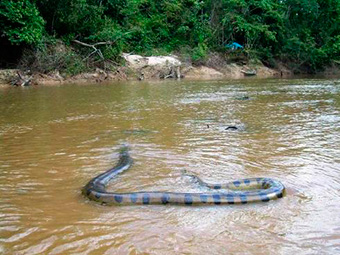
[0,0,44,45]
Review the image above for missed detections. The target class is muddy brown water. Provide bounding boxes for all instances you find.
[0,79,339,254]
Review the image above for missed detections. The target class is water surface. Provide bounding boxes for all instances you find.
[0,79,339,254]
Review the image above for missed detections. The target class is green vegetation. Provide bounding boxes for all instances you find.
[1,0,339,74]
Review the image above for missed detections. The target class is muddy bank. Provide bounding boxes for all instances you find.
[0,65,288,87]
[1,54,338,86]
[182,63,291,80]
[0,68,129,86]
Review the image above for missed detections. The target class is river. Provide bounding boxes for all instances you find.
[0,79,339,254]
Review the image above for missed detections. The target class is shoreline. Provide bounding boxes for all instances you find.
[1,62,339,87]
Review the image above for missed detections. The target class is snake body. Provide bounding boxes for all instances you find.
[83,146,285,205]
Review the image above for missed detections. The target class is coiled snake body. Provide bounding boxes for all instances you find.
[83,146,285,205]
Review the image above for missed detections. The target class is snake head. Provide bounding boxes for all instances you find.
[119,144,130,153]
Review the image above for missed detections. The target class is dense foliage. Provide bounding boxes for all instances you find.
[0,0,44,45]
[1,0,339,72]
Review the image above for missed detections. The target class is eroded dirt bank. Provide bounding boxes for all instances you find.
[1,54,339,86]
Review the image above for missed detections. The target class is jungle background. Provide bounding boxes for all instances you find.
[1,0,339,76]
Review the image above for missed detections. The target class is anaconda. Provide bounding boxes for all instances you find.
[83,146,285,205]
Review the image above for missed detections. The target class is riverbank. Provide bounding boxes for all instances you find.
[1,54,339,86]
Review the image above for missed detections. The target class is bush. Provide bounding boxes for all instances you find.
[20,36,86,76]
[191,42,209,64]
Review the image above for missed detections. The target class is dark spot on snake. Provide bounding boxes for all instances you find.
[95,193,101,199]
[213,194,221,205]
[261,196,270,202]
[233,180,241,187]
[276,192,283,199]
[213,184,221,189]
[161,194,170,204]
[226,194,234,204]
[244,179,251,185]
[184,194,193,205]
[259,191,270,202]
[114,195,123,203]
[240,194,248,204]
[143,194,150,204]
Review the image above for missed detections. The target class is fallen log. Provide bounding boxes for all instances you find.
[11,71,32,86]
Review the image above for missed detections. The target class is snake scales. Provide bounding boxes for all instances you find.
[83,146,285,205]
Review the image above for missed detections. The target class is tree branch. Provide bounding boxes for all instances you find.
[72,40,114,61]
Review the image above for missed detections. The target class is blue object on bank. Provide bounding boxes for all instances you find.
[225,42,244,50]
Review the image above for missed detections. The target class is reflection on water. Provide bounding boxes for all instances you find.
[0,79,339,254]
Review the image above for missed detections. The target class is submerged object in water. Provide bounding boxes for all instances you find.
[225,126,238,130]
[83,146,285,205]
[236,96,250,100]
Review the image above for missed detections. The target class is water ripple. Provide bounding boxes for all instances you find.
[0,79,339,254]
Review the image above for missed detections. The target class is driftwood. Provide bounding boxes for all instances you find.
[11,71,32,86]
[73,40,114,61]
[162,66,182,80]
